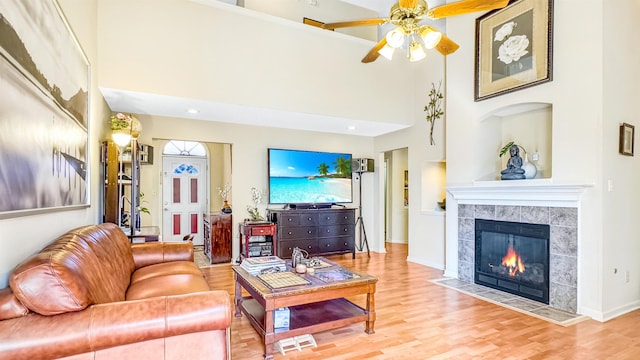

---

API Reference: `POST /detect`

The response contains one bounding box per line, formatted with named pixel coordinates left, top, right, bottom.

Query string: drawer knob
left=288, top=218, right=293, bottom=222
left=344, top=228, right=348, bottom=232
left=344, top=242, right=348, bottom=246
left=307, top=230, right=312, bottom=234
left=326, top=217, right=330, bottom=220
left=327, top=229, right=331, bottom=233
left=308, top=245, right=312, bottom=249
left=326, top=244, right=330, bottom=247
left=288, top=231, right=292, bottom=235
left=308, top=217, right=312, bottom=221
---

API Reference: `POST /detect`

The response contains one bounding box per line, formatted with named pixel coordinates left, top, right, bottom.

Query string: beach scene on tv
left=268, top=149, right=352, bottom=204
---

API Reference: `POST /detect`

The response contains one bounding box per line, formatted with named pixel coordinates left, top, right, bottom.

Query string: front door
left=162, top=156, right=207, bottom=244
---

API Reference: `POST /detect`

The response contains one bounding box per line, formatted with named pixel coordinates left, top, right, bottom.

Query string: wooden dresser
left=203, top=213, right=232, bottom=264
left=268, top=208, right=356, bottom=259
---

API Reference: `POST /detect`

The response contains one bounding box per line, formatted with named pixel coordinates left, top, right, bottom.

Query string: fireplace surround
left=457, top=203, right=577, bottom=313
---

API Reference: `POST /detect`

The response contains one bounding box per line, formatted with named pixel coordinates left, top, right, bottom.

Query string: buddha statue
left=500, top=144, right=526, bottom=180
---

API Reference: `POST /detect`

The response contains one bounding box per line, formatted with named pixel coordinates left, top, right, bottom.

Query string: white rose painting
left=475, top=0, right=553, bottom=101
left=498, top=34, right=529, bottom=64
left=490, top=10, right=534, bottom=81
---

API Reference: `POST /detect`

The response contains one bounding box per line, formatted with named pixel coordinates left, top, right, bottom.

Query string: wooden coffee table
left=233, top=258, right=377, bottom=360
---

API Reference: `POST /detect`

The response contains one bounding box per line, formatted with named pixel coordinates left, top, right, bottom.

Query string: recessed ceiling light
left=187, top=109, right=199, bottom=114
left=347, top=125, right=356, bottom=130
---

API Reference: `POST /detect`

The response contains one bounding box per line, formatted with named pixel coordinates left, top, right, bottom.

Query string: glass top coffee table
left=233, top=257, right=377, bottom=360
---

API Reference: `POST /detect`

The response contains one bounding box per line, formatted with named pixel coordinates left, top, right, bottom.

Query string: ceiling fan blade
left=322, top=18, right=386, bottom=30
left=399, top=0, right=419, bottom=9
left=361, top=38, right=388, bottom=64
left=434, top=35, right=460, bottom=56
left=427, top=0, right=509, bottom=19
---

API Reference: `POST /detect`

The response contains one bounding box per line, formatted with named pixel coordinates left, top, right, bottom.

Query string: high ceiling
left=102, top=0, right=443, bottom=137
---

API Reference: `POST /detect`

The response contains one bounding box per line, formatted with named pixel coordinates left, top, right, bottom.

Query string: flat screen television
left=268, top=148, right=352, bottom=205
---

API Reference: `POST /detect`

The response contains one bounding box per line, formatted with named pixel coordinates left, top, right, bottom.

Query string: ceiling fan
left=322, top=0, right=510, bottom=63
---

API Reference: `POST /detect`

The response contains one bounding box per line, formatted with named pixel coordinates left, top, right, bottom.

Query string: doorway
left=161, top=141, right=209, bottom=244
left=383, top=148, right=408, bottom=245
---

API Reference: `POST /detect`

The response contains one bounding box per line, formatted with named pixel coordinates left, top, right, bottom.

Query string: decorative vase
left=522, top=154, right=537, bottom=179
left=221, top=200, right=232, bottom=214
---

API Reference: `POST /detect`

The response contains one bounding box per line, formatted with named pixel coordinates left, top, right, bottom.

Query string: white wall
left=373, top=52, right=447, bottom=268
left=601, top=0, right=640, bottom=319
left=0, top=0, right=110, bottom=288
left=97, top=0, right=416, bottom=128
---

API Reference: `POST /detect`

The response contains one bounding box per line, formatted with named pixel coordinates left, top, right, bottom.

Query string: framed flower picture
left=619, top=123, right=635, bottom=156
left=474, top=0, right=554, bottom=101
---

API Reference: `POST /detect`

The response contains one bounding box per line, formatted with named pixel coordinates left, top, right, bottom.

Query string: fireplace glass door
left=475, top=219, right=550, bottom=303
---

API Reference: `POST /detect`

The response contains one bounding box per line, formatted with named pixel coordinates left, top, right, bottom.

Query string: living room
left=1, top=0, right=640, bottom=358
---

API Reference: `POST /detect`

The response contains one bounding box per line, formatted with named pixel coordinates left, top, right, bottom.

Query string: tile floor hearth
left=431, top=278, right=588, bottom=326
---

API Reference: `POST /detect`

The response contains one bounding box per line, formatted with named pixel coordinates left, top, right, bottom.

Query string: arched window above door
left=163, top=140, right=206, bottom=157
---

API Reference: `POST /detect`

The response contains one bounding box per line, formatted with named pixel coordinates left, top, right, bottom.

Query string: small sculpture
left=500, top=144, right=526, bottom=180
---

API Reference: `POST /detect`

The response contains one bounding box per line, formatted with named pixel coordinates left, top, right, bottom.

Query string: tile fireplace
left=475, top=219, right=550, bottom=304
left=456, top=203, right=577, bottom=313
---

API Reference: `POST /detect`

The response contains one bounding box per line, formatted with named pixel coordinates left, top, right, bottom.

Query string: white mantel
left=447, top=180, right=593, bottom=207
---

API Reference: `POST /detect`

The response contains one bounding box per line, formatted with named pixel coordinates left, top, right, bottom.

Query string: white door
left=162, top=156, right=208, bottom=244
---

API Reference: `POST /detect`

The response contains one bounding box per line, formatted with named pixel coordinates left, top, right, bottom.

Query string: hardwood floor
left=201, top=243, right=640, bottom=359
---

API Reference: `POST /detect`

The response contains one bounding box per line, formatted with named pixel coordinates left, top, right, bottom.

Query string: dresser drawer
left=278, top=239, right=317, bottom=258
left=250, top=226, right=274, bottom=236
left=278, top=213, right=300, bottom=226
left=279, top=226, right=316, bottom=240
left=318, top=237, right=354, bottom=253
left=318, top=224, right=354, bottom=238
left=298, top=213, right=318, bottom=226
left=318, top=211, right=355, bottom=225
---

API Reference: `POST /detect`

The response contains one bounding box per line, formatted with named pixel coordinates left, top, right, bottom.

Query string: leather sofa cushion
left=10, top=224, right=135, bottom=315
left=126, top=274, right=210, bottom=301
left=130, top=261, right=203, bottom=284
left=131, top=242, right=194, bottom=269
left=0, top=288, right=28, bottom=321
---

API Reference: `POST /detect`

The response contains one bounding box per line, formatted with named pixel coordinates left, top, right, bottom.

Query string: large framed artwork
left=0, top=0, right=90, bottom=218
left=474, top=0, right=553, bottom=101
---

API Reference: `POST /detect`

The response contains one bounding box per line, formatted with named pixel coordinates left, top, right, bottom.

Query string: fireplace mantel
left=447, top=180, right=593, bottom=206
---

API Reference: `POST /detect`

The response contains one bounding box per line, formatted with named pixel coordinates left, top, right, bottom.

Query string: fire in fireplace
left=475, top=219, right=550, bottom=304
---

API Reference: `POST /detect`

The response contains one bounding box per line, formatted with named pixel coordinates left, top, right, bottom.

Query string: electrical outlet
left=626, top=270, right=630, bottom=283
left=608, top=180, right=614, bottom=192
left=532, top=152, right=539, bottom=161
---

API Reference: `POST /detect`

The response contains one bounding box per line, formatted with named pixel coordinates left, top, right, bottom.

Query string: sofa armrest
left=0, top=290, right=231, bottom=360
left=131, top=242, right=194, bottom=269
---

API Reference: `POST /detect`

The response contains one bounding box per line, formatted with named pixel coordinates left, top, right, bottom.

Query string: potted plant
left=247, top=187, right=264, bottom=221
left=217, top=184, right=232, bottom=213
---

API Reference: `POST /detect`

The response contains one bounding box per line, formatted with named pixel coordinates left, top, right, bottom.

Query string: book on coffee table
left=240, top=256, right=286, bottom=275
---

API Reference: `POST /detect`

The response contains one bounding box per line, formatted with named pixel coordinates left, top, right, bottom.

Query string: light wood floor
left=201, top=244, right=640, bottom=359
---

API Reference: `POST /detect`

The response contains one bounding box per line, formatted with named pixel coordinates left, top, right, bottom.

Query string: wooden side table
left=238, top=222, right=277, bottom=261
left=204, top=213, right=232, bottom=264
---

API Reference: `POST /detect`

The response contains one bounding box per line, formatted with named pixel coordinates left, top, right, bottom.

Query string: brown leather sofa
left=0, top=223, right=231, bottom=360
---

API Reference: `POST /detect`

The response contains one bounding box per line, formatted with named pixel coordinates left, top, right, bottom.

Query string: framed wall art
left=474, top=0, right=553, bottom=101
left=619, top=123, right=634, bottom=156
left=0, top=0, right=90, bottom=218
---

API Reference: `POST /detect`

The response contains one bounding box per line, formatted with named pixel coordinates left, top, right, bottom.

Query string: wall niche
left=474, top=102, right=552, bottom=182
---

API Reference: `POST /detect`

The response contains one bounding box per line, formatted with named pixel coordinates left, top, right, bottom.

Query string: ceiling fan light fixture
left=409, top=40, right=426, bottom=62
left=378, top=44, right=395, bottom=60
left=385, top=27, right=405, bottom=48
left=418, top=26, right=442, bottom=49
